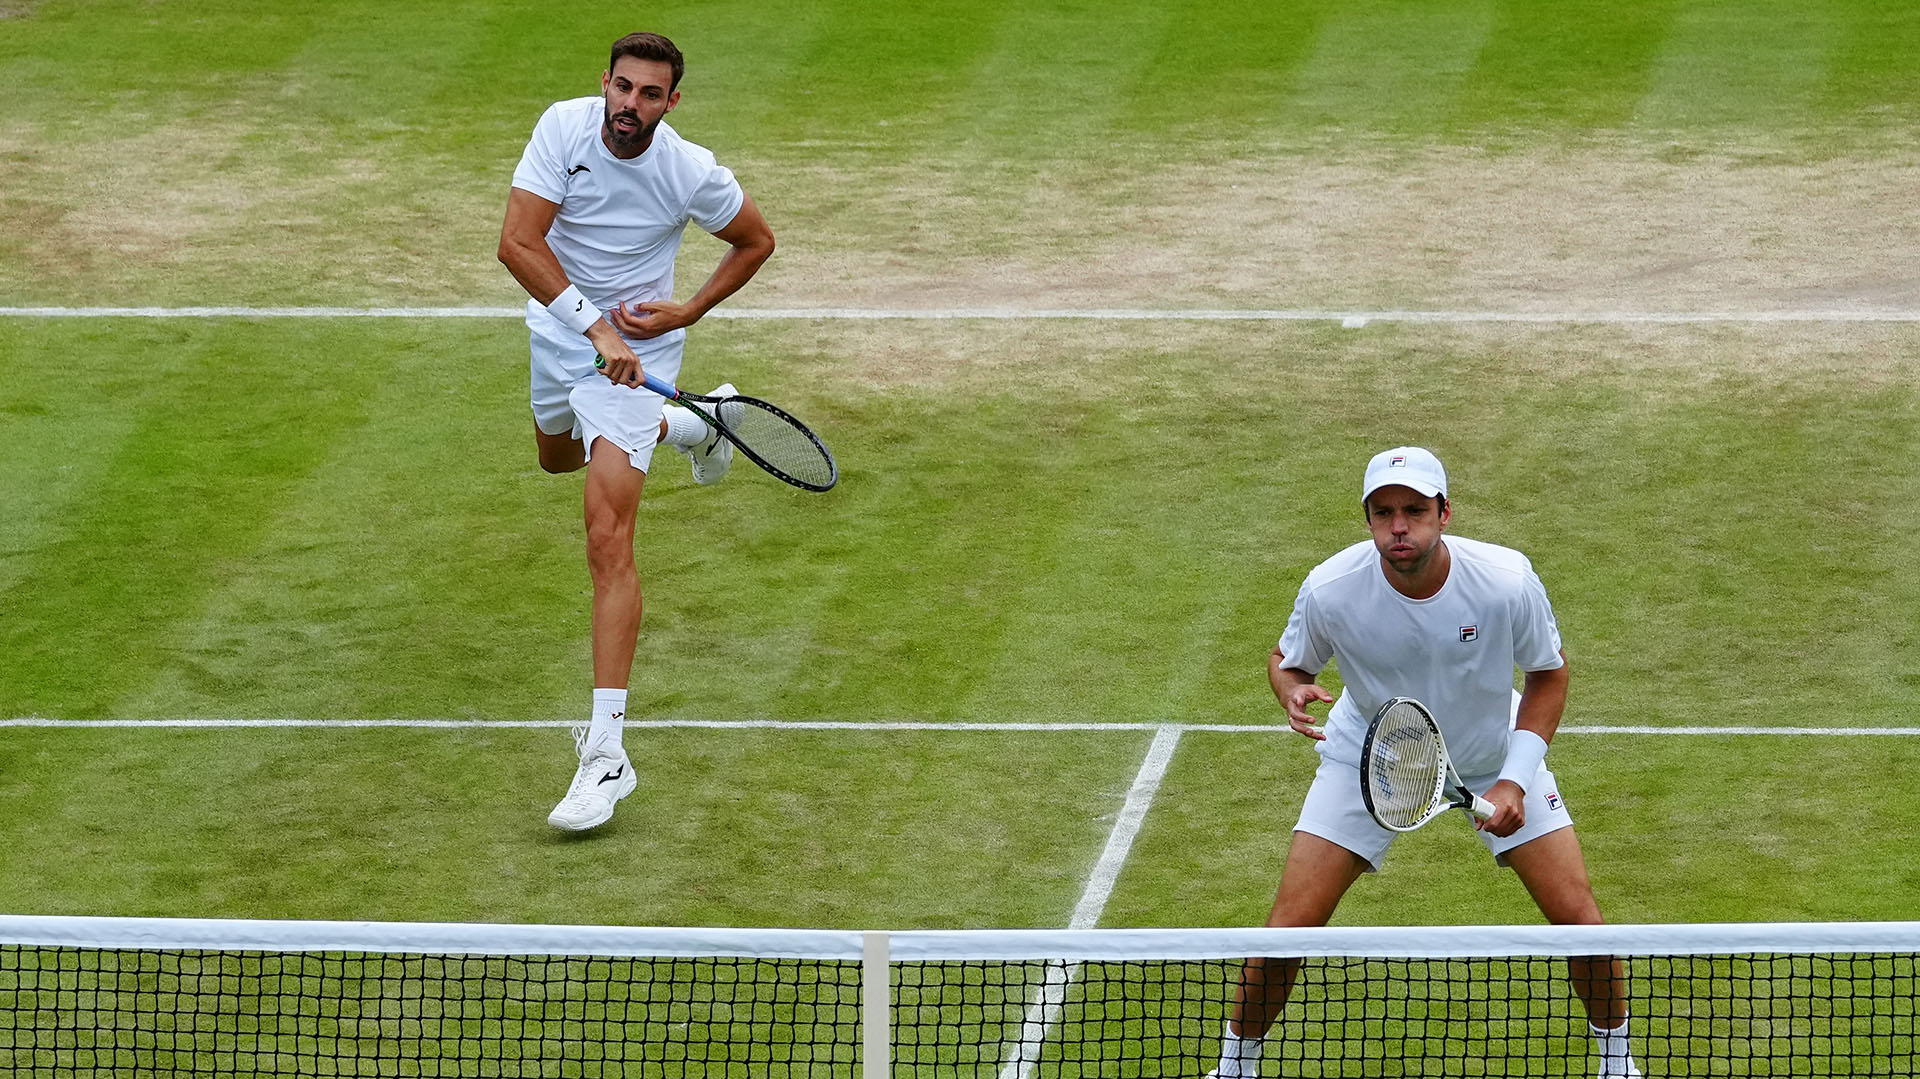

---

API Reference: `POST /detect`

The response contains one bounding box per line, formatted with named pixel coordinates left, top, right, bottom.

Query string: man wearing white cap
left=1206, top=447, right=1640, bottom=1079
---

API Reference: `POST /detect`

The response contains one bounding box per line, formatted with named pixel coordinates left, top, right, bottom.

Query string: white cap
left=1362, top=446, right=1448, bottom=501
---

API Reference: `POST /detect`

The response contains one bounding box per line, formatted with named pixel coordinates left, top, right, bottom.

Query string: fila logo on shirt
left=1545, top=791, right=1563, bottom=811
left=1459, top=625, right=1478, bottom=642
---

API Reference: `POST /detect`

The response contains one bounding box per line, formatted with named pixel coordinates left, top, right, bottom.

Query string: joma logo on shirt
left=1459, top=625, right=1478, bottom=642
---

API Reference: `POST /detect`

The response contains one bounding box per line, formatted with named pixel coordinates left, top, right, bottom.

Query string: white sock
left=588, top=689, right=628, bottom=751
left=1590, top=1017, right=1635, bottom=1075
left=1213, top=1022, right=1263, bottom=1079
left=660, top=405, right=711, bottom=447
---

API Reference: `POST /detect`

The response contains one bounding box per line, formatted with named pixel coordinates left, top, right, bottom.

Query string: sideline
left=6, top=717, right=1918, bottom=735
left=5, top=305, right=1920, bottom=324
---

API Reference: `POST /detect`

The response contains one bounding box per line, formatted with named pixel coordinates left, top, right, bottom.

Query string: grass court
left=2, top=0, right=1917, bottom=937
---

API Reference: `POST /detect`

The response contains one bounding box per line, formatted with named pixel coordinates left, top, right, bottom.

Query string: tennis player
left=1207, top=447, right=1639, bottom=1079
left=497, top=32, right=775, bottom=831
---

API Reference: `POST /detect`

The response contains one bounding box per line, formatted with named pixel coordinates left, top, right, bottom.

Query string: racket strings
left=720, top=400, right=836, bottom=489
left=1365, top=704, right=1447, bottom=829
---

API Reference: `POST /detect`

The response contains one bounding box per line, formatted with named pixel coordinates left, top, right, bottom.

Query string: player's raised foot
left=708, top=382, right=745, bottom=432
left=548, top=725, right=638, bottom=831
left=675, top=382, right=738, bottom=484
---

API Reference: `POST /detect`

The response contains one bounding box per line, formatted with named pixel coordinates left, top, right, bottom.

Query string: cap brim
left=1363, top=479, right=1444, bottom=500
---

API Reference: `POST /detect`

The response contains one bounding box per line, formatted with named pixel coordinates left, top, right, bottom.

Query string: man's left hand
left=612, top=300, right=700, bottom=340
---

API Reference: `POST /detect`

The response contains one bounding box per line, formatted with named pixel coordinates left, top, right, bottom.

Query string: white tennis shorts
left=1294, top=751, right=1574, bottom=872
left=526, top=309, right=686, bottom=474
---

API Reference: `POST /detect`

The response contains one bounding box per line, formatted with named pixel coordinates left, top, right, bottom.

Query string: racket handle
left=592, top=356, right=681, bottom=400
left=1469, top=795, right=1495, bottom=821
left=637, top=371, right=680, bottom=399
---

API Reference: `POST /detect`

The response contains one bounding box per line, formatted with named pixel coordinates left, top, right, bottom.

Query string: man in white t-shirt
left=1206, top=447, right=1641, bottom=1079
left=496, top=32, right=775, bottom=832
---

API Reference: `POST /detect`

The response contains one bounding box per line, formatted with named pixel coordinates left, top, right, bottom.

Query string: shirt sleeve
left=686, top=164, right=746, bottom=234
left=510, top=104, right=569, bottom=204
left=1512, top=565, right=1566, bottom=672
left=1275, top=577, right=1334, bottom=675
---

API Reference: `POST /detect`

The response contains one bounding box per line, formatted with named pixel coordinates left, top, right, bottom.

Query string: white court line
left=997, top=725, right=1183, bottom=1079
left=4, top=305, right=1920, bottom=324
left=1070, top=725, right=1183, bottom=930
left=5, top=717, right=1918, bottom=735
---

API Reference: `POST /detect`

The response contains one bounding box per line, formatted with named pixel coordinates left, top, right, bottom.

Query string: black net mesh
left=3, top=945, right=1915, bottom=1076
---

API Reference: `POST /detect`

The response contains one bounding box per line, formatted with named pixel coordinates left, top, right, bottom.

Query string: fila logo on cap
left=1362, top=446, right=1447, bottom=501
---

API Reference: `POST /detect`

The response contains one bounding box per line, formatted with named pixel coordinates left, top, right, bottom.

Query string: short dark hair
left=609, top=32, right=684, bottom=91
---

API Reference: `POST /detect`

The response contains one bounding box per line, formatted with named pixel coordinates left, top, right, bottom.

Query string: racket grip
left=637, top=371, right=679, bottom=399
left=591, top=356, right=679, bottom=400
left=1469, top=795, right=1495, bottom=820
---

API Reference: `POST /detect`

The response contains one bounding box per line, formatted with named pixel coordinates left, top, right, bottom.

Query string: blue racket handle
left=637, top=371, right=680, bottom=399
left=593, top=356, right=682, bottom=400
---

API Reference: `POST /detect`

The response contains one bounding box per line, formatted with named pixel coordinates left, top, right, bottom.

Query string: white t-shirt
left=511, top=98, right=745, bottom=336
left=1276, top=536, right=1565, bottom=777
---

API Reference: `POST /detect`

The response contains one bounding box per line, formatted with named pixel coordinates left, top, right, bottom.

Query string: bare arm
left=497, top=187, right=568, bottom=305
left=497, top=187, right=639, bottom=382
left=1269, top=645, right=1336, bottom=740
left=1514, top=652, right=1570, bottom=746
left=610, top=192, right=776, bottom=340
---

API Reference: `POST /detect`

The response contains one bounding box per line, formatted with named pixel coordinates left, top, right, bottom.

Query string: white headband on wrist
left=547, top=284, right=602, bottom=335
left=1497, top=728, right=1550, bottom=792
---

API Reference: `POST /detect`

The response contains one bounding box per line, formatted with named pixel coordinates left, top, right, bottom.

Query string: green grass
left=2, top=316, right=1915, bottom=933
left=2, top=0, right=1917, bottom=960
left=6, top=8, right=1919, bottom=1078
left=4, top=0, right=1919, bottom=306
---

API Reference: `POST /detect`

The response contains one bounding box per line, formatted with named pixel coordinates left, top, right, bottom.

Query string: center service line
left=997, top=724, right=1184, bottom=1079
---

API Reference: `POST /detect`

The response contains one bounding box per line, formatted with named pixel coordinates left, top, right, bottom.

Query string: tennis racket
left=598, top=358, right=838, bottom=492
left=1358, top=696, right=1494, bottom=832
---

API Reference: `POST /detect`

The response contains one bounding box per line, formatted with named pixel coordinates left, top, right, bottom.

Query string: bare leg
left=582, top=438, right=646, bottom=688
left=534, top=422, right=587, bottom=474
left=1504, top=827, right=1628, bottom=1029
left=1229, top=832, right=1370, bottom=1038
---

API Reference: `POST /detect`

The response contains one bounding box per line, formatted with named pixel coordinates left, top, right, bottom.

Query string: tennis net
left=2, top=916, right=1915, bottom=1076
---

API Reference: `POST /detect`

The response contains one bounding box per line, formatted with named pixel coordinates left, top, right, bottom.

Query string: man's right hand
left=1284, top=683, right=1336, bottom=740
left=587, top=322, right=642, bottom=387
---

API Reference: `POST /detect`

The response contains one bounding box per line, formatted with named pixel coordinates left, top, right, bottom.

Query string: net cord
left=4, top=914, right=1918, bottom=961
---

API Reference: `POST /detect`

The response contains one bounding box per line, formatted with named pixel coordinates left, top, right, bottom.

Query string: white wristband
left=1497, top=729, right=1550, bottom=791
left=546, top=285, right=602, bottom=335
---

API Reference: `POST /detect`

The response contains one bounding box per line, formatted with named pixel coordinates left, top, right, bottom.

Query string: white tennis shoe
left=676, top=383, right=738, bottom=485
left=548, top=725, right=637, bottom=831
